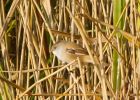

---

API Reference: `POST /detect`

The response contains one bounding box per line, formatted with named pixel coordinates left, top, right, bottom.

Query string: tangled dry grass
left=0, top=0, right=140, bottom=100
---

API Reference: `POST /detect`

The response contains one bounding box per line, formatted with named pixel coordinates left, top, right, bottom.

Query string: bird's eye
left=53, top=46, right=57, bottom=50
left=51, top=46, right=57, bottom=52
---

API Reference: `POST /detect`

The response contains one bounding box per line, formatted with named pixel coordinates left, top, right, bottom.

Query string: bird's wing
left=66, top=48, right=88, bottom=55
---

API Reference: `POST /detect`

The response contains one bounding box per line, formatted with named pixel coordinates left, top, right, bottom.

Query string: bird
left=50, top=41, right=95, bottom=64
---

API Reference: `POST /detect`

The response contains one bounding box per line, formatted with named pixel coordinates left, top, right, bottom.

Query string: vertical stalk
left=112, top=0, right=125, bottom=92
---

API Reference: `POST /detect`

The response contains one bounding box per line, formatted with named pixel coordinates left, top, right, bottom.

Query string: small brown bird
left=50, top=41, right=93, bottom=64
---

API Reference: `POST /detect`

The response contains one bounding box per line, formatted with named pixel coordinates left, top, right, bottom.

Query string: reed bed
left=0, top=0, right=140, bottom=100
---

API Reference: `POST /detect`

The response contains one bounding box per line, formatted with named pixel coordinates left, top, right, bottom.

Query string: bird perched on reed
left=50, top=41, right=96, bottom=64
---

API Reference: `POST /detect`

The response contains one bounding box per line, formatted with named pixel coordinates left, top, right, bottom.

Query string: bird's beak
left=49, top=47, right=53, bottom=53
